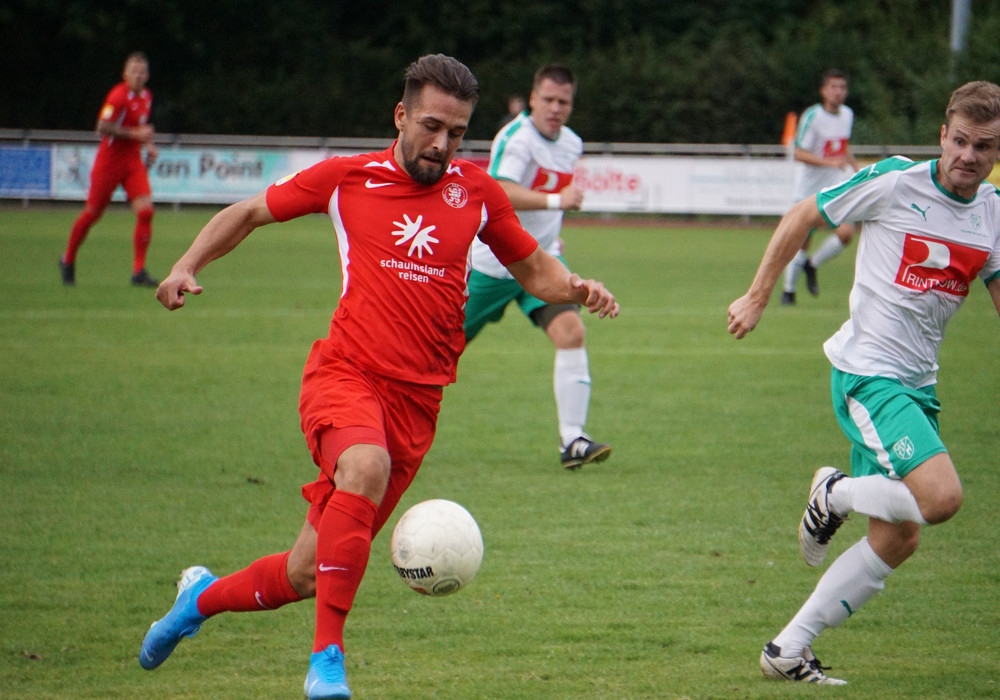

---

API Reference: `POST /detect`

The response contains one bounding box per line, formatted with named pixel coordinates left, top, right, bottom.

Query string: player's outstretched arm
left=506, top=248, right=619, bottom=319
left=156, top=192, right=276, bottom=310
left=497, top=179, right=583, bottom=211
left=727, top=196, right=826, bottom=339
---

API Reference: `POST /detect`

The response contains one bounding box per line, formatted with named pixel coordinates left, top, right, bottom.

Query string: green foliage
left=4, top=1, right=998, bottom=144
left=1, top=207, right=998, bottom=698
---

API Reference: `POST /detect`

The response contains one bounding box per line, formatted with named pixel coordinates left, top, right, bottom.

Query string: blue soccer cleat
left=304, top=644, right=352, bottom=699
left=139, top=565, right=217, bottom=670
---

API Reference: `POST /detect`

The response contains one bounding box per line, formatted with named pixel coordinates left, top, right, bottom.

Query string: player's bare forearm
left=156, top=193, right=275, bottom=310
left=497, top=180, right=582, bottom=211
left=97, top=119, right=154, bottom=144
left=498, top=180, right=548, bottom=210
left=727, top=196, right=826, bottom=339
left=507, top=248, right=619, bottom=319
left=987, top=276, right=1000, bottom=318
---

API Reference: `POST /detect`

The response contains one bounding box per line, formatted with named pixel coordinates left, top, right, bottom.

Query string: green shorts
left=830, top=368, right=946, bottom=480
left=464, top=260, right=576, bottom=341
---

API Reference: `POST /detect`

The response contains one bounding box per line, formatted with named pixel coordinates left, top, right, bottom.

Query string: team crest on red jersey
left=894, top=233, right=988, bottom=297
left=442, top=183, right=468, bottom=209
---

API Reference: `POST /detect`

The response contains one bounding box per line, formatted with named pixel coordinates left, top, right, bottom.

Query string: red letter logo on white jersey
left=895, top=234, right=988, bottom=297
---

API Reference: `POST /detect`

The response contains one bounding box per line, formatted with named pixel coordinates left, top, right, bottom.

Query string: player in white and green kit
left=729, top=80, right=1000, bottom=685
left=782, top=69, right=861, bottom=305
left=465, top=64, right=611, bottom=470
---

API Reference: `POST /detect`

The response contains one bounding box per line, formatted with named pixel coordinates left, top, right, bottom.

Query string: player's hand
left=156, top=270, right=203, bottom=311
left=825, top=155, right=848, bottom=170
left=727, top=294, right=764, bottom=339
left=558, top=184, right=585, bottom=210
left=571, top=274, right=619, bottom=319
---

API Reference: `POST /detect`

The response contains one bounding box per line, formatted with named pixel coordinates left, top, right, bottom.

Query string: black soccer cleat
left=59, top=258, right=76, bottom=286
left=803, top=259, right=819, bottom=296
left=131, top=269, right=160, bottom=287
left=561, top=436, right=612, bottom=470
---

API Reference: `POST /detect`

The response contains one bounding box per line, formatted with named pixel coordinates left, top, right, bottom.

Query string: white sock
left=783, top=250, right=808, bottom=293
left=810, top=235, right=845, bottom=268
left=829, top=475, right=927, bottom=524
left=555, top=348, right=591, bottom=447
left=773, top=537, right=893, bottom=657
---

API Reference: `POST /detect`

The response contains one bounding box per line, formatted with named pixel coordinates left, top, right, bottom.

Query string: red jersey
left=266, top=145, right=539, bottom=386
left=96, top=81, right=153, bottom=161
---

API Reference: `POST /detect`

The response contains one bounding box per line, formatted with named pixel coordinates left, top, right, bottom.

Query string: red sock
left=132, top=208, right=153, bottom=273
left=196, top=551, right=302, bottom=617
left=64, top=209, right=100, bottom=264
left=314, top=490, right=377, bottom=652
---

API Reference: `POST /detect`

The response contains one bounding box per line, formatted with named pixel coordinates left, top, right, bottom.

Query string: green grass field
left=1, top=205, right=998, bottom=699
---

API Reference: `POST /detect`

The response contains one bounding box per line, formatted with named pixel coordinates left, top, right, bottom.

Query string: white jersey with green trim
left=470, top=113, right=583, bottom=279
left=818, top=157, right=1000, bottom=388
left=793, top=103, right=855, bottom=201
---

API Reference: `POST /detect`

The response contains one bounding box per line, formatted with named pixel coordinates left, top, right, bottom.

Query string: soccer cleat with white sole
left=760, top=641, right=847, bottom=685
left=560, top=436, right=612, bottom=470
left=799, top=466, right=848, bottom=566
left=139, top=565, right=217, bottom=670
left=304, top=645, right=351, bottom=699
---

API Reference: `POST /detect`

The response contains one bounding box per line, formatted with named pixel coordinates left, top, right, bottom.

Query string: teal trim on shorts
left=463, top=256, right=569, bottom=340
left=830, top=368, right=946, bottom=479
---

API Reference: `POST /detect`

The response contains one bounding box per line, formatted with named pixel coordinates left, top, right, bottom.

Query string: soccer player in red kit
left=138, top=54, right=619, bottom=699
left=60, top=52, right=160, bottom=287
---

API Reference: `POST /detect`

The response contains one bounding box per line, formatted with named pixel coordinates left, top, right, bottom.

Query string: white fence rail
left=0, top=129, right=944, bottom=215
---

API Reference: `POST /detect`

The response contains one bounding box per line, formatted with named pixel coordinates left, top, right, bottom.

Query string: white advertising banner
left=575, top=155, right=796, bottom=215
left=42, top=144, right=797, bottom=215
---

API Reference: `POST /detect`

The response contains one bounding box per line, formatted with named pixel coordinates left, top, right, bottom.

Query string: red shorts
left=86, top=151, right=151, bottom=210
left=298, top=340, right=443, bottom=536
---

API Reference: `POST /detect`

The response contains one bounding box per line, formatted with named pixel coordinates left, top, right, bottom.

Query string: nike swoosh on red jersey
left=365, top=179, right=394, bottom=188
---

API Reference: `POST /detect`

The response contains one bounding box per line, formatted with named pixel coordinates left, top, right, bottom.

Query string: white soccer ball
left=390, top=499, right=484, bottom=596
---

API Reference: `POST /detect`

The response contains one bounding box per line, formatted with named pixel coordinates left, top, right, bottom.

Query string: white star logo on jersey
left=392, top=213, right=438, bottom=258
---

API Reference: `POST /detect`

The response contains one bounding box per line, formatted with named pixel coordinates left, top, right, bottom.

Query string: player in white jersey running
left=465, top=64, right=611, bottom=470
left=782, top=69, right=861, bottom=305
left=728, top=80, right=1000, bottom=685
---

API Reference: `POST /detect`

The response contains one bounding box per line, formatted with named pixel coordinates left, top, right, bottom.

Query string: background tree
left=2, top=0, right=995, bottom=145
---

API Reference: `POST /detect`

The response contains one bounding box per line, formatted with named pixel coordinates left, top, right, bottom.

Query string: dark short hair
left=820, top=68, right=847, bottom=87
left=402, top=54, right=479, bottom=108
left=945, top=80, right=1000, bottom=126
left=533, top=64, right=576, bottom=91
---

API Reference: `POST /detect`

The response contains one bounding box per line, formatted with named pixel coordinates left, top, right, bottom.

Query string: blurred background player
left=781, top=68, right=861, bottom=304
left=498, top=94, right=526, bottom=128
left=465, top=64, right=611, bottom=470
left=729, top=80, right=1000, bottom=685
left=59, top=52, right=159, bottom=287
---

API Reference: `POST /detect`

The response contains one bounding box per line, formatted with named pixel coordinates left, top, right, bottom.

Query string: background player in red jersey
left=138, top=54, right=618, bottom=699
left=59, top=52, right=160, bottom=287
